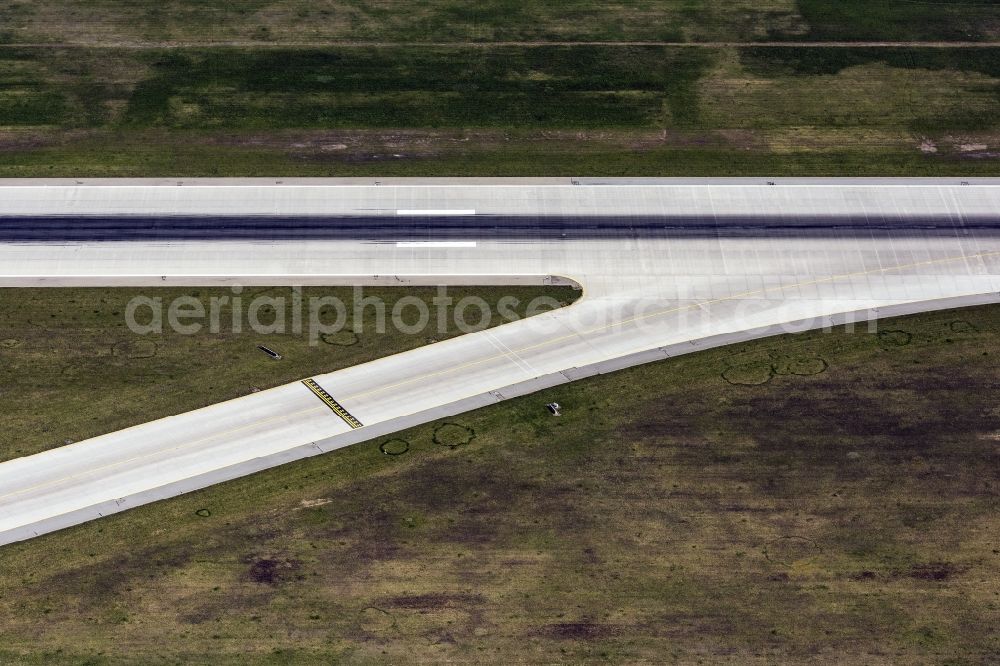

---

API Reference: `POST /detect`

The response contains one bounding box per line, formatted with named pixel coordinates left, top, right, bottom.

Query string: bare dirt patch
left=540, top=622, right=621, bottom=640
left=0, top=130, right=62, bottom=150
left=906, top=562, right=960, bottom=581
left=244, top=555, right=301, bottom=585
left=299, top=497, right=332, bottom=508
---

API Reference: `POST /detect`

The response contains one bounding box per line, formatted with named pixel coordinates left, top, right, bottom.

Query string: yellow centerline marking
left=0, top=247, right=997, bottom=507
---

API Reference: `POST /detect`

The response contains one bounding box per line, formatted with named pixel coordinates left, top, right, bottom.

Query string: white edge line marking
left=396, top=209, right=477, bottom=215
left=395, top=241, right=477, bottom=248
left=3, top=183, right=995, bottom=190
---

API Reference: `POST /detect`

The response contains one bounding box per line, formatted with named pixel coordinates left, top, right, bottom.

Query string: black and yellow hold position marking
left=302, top=378, right=363, bottom=429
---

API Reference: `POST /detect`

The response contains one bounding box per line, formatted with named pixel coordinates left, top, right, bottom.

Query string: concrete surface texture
left=0, top=178, right=997, bottom=544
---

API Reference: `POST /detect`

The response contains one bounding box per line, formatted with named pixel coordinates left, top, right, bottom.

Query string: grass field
left=0, top=2, right=998, bottom=177
left=0, top=3, right=998, bottom=663
left=0, top=298, right=996, bottom=663
left=0, top=285, right=577, bottom=462
left=3, top=0, right=999, bottom=44
left=0, top=44, right=998, bottom=176
left=793, top=0, right=999, bottom=42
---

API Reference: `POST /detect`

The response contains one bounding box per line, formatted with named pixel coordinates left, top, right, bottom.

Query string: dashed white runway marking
left=396, top=209, right=476, bottom=216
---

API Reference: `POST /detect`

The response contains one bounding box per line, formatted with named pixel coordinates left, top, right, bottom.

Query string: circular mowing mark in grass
left=772, top=357, right=828, bottom=377
left=379, top=438, right=410, bottom=456
left=358, top=606, right=396, bottom=636
left=195, top=508, right=211, bottom=518
left=321, top=330, right=360, bottom=346
left=0, top=339, right=22, bottom=349
left=763, top=535, right=821, bottom=566
left=877, top=329, right=912, bottom=348
left=949, top=320, right=977, bottom=334
left=433, top=422, right=476, bottom=448
left=722, top=364, right=774, bottom=386
left=112, top=339, right=158, bottom=359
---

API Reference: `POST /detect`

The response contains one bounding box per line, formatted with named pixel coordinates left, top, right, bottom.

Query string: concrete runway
left=0, top=178, right=998, bottom=545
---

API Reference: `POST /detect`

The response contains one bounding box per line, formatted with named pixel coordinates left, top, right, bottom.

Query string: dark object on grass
left=258, top=345, right=282, bottom=359
left=546, top=402, right=561, bottom=416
